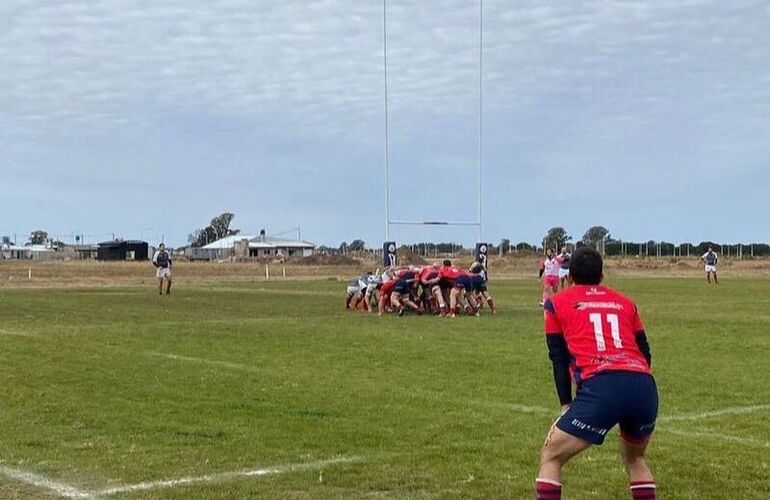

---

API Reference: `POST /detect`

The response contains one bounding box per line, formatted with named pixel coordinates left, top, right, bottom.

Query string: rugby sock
left=535, top=478, right=561, bottom=500
left=486, top=297, right=496, bottom=314
left=630, top=481, right=656, bottom=499
left=449, top=307, right=456, bottom=316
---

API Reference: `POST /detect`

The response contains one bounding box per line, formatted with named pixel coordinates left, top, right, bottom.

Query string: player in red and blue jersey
left=536, top=247, right=658, bottom=500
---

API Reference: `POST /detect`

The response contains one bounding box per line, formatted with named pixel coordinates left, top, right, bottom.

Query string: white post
left=265, top=265, right=269, bottom=280
left=283, top=266, right=286, bottom=278
left=28, top=268, right=32, bottom=280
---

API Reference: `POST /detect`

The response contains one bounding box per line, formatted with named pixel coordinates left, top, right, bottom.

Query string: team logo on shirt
left=573, top=301, right=624, bottom=311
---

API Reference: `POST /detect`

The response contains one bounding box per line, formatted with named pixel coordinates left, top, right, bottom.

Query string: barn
left=97, top=240, right=149, bottom=261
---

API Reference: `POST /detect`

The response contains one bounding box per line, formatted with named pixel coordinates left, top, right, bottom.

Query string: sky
left=2, top=0, right=769, bottom=248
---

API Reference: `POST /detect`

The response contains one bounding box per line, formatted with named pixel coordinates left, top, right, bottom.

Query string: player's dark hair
left=569, top=247, right=603, bottom=285
left=443, top=259, right=452, bottom=266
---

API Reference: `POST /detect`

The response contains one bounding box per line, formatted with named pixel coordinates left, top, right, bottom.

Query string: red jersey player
left=536, top=247, right=658, bottom=500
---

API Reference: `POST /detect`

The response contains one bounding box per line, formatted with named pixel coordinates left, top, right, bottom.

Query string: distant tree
left=581, top=226, right=610, bottom=248
left=543, top=227, right=571, bottom=252
left=188, top=212, right=240, bottom=247
left=28, top=230, right=48, bottom=245
left=348, top=239, right=366, bottom=252
left=516, top=241, right=535, bottom=251
left=499, top=238, right=511, bottom=255
left=339, top=241, right=348, bottom=254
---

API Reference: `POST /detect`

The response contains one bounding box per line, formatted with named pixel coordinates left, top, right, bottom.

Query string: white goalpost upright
left=381, top=0, right=486, bottom=267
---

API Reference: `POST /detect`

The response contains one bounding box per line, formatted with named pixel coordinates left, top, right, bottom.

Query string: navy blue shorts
left=556, top=371, right=658, bottom=445
left=393, top=279, right=410, bottom=294
left=471, top=275, right=487, bottom=292
left=454, top=275, right=473, bottom=291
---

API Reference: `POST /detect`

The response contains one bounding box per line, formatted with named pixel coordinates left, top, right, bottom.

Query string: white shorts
left=156, top=267, right=172, bottom=279
left=705, top=265, right=717, bottom=273
left=346, top=285, right=360, bottom=296
left=558, top=268, right=570, bottom=279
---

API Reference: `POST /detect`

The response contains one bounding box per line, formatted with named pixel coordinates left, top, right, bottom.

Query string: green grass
left=0, top=277, right=768, bottom=499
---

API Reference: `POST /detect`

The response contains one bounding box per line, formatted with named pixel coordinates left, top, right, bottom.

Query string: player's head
left=443, top=259, right=452, bottom=267
left=569, top=247, right=603, bottom=285
left=469, top=261, right=483, bottom=274
left=708, top=247, right=713, bottom=253
left=560, top=247, right=568, bottom=255
left=432, top=262, right=441, bottom=269
left=159, top=243, right=165, bottom=250
left=546, top=249, right=554, bottom=258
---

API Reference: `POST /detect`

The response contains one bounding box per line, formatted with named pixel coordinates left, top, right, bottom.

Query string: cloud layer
left=2, top=0, right=769, bottom=245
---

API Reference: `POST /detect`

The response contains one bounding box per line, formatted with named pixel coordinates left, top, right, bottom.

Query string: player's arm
left=152, top=252, right=159, bottom=268
left=544, top=300, right=572, bottom=407
left=635, top=330, right=652, bottom=367
left=633, top=305, right=651, bottom=367
left=538, top=261, right=544, bottom=279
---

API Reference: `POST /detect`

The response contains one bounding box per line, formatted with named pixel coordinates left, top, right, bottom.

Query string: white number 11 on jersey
left=588, top=313, right=622, bottom=351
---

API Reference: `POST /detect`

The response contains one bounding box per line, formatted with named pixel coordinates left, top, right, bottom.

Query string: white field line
left=0, top=465, right=96, bottom=499
left=660, top=428, right=770, bottom=449
left=660, top=404, right=770, bottom=422
left=97, top=456, right=360, bottom=496
left=0, top=328, right=36, bottom=338
left=144, top=351, right=257, bottom=372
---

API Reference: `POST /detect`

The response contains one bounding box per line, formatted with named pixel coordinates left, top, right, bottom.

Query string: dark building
left=97, top=240, right=149, bottom=261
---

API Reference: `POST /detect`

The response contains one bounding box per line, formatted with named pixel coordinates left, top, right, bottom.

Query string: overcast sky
left=2, top=0, right=769, bottom=247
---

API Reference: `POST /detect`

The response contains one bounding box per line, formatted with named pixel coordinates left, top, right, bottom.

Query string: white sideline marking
left=144, top=351, right=256, bottom=372
left=662, top=428, right=770, bottom=449
left=97, top=456, right=360, bottom=496
left=0, top=465, right=95, bottom=499
left=0, top=328, right=36, bottom=338
left=661, top=404, right=770, bottom=422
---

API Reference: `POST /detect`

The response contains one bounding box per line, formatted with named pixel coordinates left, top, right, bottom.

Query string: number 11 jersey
left=544, top=285, right=651, bottom=384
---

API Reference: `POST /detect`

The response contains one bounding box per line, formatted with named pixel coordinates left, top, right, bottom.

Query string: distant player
left=701, top=247, right=719, bottom=284
left=152, top=243, right=172, bottom=295
left=557, top=247, right=571, bottom=290
left=345, top=276, right=362, bottom=309
left=419, top=264, right=444, bottom=314
left=536, top=247, right=658, bottom=500
left=449, top=271, right=479, bottom=317
left=470, top=262, right=495, bottom=314
left=539, top=249, right=560, bottom=306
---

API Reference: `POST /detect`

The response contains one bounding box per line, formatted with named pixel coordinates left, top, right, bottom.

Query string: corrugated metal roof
left=202, top=234, right=315, bottom=250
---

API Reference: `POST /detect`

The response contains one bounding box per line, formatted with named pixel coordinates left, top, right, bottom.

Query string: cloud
left=1, top=0, right=769, bottom=243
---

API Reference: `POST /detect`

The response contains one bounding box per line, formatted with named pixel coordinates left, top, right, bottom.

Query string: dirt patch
left=296, top=254, right=361, bottom=266
left=395, top=246, right=427, bottom=266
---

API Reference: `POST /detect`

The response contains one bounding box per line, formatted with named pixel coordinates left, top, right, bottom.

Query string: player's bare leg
left=482, top=291, right=496, bottom=314
left=432, top=286, right=448, bottom=315
left=466, top=292, right=479, bottom=316
left=449, top=288, right=461, bottom=317
left=345, top=293, right=354, bottom=309
left=165, top=277, right=172, bottom=295
left=713, top=271, right=718, bottom=284
left=158, top=278, right=163, bottom=295
left=620, top=438, right=657, bottom=499
left=536, top=425, right=592, bottom=499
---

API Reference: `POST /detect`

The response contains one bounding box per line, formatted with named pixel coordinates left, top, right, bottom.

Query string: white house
left=1, top=244, right=55, bottom=260
left=201, top=230, right=315, bottom=260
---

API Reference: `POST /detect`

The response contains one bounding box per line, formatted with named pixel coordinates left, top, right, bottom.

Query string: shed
left=97, top=240, right=149, bottom=261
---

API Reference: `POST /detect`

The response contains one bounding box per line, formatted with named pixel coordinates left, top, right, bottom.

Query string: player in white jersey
left=538, top=249, right=560, bottom=306
left=152, top=243, right=172, bottom=295
left=701, top=247, right=719, bottom=284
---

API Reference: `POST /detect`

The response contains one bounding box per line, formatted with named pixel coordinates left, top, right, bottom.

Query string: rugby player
left=536, top=247, right=658, bottom=500
left=557, top=247, right=571, bottom=291
left=470, top=262, right=495, bottom=314
left=419, top=264, right=444, bottom=314
left=701, top=247, right=719, bottom=284
left=539, top=249, right=560, bottom=306
left=390, top=268, right=421, bottom=316
left=152, top=243, right=172, bottom=295
left=449, top=270, right=479, bottom=317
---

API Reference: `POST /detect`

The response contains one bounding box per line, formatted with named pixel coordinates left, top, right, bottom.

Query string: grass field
left=0, top=276, right=768, bottom=499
